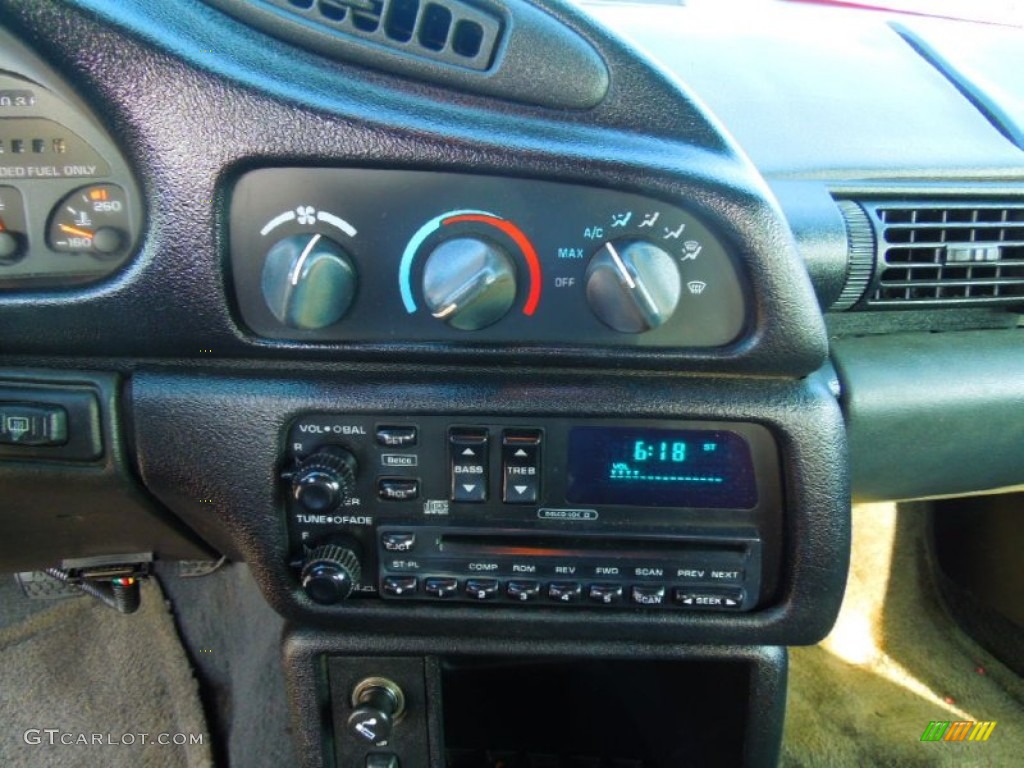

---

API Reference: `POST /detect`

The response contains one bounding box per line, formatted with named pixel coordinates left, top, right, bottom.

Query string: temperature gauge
left=47, top=183, right=131, bottom=257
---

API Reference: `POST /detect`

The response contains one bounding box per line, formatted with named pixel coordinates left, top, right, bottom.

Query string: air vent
left=204, top=0, right=610, bottom=110
left=841, top=200, right=1024, bottom=309
left=256, top=0, right=502, bottom=70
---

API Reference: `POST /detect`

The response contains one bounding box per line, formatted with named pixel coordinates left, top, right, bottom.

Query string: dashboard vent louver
left=264, top=0, right=502, bottom=70
left=840, top=200, right=1024, bottom=309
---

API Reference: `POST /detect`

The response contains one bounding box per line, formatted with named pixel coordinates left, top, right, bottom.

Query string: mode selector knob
left=291, top=447, right=358, bottom=513
left=585, top=239, right=682, bottom=333
left=421, top=237, right=517, bottom=330
left=301, top=543, right=362, bottom=604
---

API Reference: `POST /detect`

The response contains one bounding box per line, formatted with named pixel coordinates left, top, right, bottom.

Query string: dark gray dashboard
left=0, top=0, right=1021, bottom=652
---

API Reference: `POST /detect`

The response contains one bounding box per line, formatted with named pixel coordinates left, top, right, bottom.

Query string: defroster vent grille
left=855, top=201, right=1024, bottom=307
left=262, top=0, right=502, bottom=70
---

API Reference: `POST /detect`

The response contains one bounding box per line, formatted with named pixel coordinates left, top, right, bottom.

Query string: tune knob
left=291, top=447, right=358, bottom=513
left=421, top=237, right=517, bottom=330
left=585, top=239, right=682, bottom=333
left=301, top=543, right=362, bottom=604
left=261, top=233, right=357, bottom=329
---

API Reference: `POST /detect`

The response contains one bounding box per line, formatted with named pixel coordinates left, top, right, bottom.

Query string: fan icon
left=295, top=205, right=316, bottom=225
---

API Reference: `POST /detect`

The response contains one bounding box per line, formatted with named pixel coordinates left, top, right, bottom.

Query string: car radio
left=283, top=415, right=782, bottom=612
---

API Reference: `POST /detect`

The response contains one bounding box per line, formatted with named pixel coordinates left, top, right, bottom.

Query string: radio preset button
left=382, top=576, right=418, bottom=596
left=450, top=428, right=489, bottom=502
left=424, top=577, right=460, bottom=598
left=465, top=578, right=500, bottom=600
left=502, top=430, right=541, bottom=504
left=589, top=584, right=624, bottom=605
left=673, top=588, right=744, bottom=610
left=376, top=425, right=418, bottom=447
left=548, top=582, right=582, bottom=603
left=377, top=478, right=420, bottom=502
left=381, top=532, right=417, bottom=552
left=631, top=585, right=666, bottom=606
left=506, top=580, right=541, bottom=602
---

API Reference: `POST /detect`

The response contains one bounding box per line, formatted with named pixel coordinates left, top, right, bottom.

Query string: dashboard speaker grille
left=846, top=200, right=1024, bottom=308
left=260, top=0, right=502, bottom=70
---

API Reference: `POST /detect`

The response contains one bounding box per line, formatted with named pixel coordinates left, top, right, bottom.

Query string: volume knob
left=291, top=447, right=357, bottom=513
left=301, top=543, right=362, bottom=604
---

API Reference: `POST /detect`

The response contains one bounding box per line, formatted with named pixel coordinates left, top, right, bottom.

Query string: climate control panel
left=229, top=169, right=747, bottom=347
left=282, top=414, right=782, bottom=612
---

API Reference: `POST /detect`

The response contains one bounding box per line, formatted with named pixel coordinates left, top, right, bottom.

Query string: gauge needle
left=60, top=224, right=94, bottom=239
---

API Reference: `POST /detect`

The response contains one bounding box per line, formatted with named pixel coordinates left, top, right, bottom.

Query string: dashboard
left=0, top=1, right=1021, bottom=766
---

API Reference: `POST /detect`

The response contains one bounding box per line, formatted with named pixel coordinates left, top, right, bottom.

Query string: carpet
left=782, top=502, right=1024, bottom=767
left=0, top=577, right=213, bottom=768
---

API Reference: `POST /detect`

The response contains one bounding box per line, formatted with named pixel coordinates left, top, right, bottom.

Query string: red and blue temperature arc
left=399, top=209, right=542, bottom=315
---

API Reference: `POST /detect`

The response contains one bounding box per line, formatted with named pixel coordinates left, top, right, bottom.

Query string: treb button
left=502, top=429, right=541, bottom=504
left=449, top=428, right=488, bottom=502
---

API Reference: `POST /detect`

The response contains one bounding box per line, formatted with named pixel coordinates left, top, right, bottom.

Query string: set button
left=375, top=425, right=418, bottom=447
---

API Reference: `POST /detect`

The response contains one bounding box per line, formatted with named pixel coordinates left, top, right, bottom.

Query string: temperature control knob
left=291, top=447, right=358, bottom=513
left=421, top=237, right=517, bottom=330
left=585, top=240, right=682, bottom=333
left=301, top=543, right=362, bottom=604
left=262, top=234, right=357, bottom=330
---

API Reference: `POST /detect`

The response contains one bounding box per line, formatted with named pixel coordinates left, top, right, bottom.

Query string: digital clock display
left=565, top=427, right=757, bottom=509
